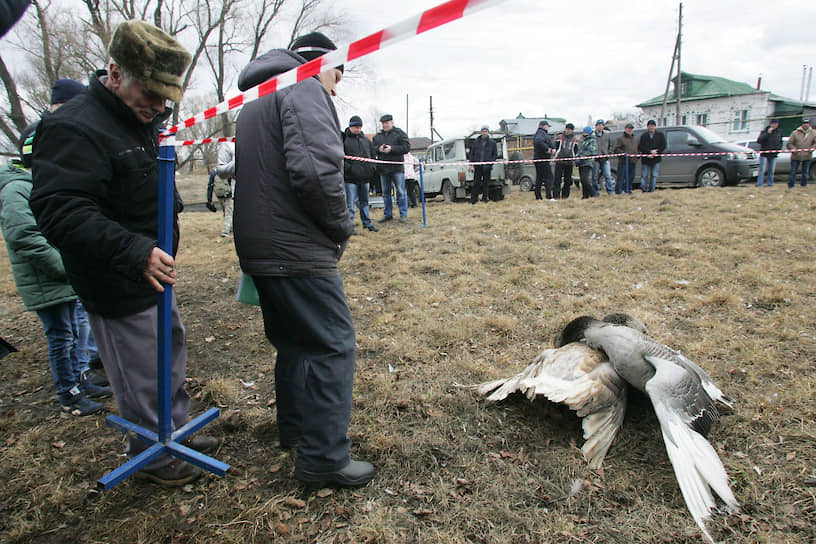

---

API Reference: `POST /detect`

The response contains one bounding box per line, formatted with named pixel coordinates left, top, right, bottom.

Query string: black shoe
left=88, top=357, right=104, bottom=371
left=366, top=225, right=379, bottom=232
left=79, top=372, right=112, bottom=399
left=82, top=370, right=108, bottom=387
left=294, top=459, right=375, bottom=487
left=182, top=435, right=221, bottom=453
left=135, top=459, right=202, bottom=487
left=60, top=387, right=103, bottom=416
left=378, top=216, right=393, bottom=224
left=279, top=439, right=300, bottom=450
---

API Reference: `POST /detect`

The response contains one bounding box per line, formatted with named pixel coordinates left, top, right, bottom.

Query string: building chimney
left=756, top=76, right=762, bottom=90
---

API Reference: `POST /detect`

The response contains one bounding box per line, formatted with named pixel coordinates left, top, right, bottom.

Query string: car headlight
left=726, top=152, right=748, bottom=160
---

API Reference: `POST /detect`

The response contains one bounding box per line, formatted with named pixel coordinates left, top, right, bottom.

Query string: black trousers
left=579, top=165, right=594, bottom=199
left=554, top=162, right=574, bottom=199
left=470, top=165, right=491, bottom=203
left=253, top=274, right=356, bottom=472
left=534, top=161, right=553, bottom=199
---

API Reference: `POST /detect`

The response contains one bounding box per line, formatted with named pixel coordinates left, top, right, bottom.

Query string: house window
left=680, top=82, right=689, bottom=95
left=662, top=117, right=669, bottom=127
left=732, top=110, right=748, bottom=131
left=696, top=113, right=708, bottom=126
left=681, top=115, right=688, bottom=125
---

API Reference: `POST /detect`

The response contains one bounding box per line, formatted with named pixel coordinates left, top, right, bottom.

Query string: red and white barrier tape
left=162, top=0, right=506, bottom=139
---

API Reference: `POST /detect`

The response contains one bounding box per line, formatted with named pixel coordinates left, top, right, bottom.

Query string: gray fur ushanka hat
left=108, top=20, right=191, bottom=103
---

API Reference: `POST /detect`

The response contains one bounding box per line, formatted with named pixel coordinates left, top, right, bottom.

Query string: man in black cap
left=233, top=32, right=374, bottom=487
left=533, top=120, right=554, bottom=200
left=638, top=120, right=666, bottom=192
left=612, top=123, right=638, bottom=194
left=373, top=114, right=411, bottom=223
left=468, top=125, right=497, bottom=204
left=31, top=20, right=217, bottom=487
left=343, top=115, right=378, bottom=232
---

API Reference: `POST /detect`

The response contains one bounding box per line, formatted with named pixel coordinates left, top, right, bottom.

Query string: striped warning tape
left=163, top=0, right=507, bottom=138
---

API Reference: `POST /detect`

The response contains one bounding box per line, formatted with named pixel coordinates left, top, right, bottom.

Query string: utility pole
left=429, top=96, right=443, bottom=142
left=660, top=3, right=683, bottom=126
left=675, top=3, right=682, bottom=124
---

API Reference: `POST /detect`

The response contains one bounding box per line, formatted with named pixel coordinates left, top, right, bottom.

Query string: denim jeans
left=615, top=158, right=636, bottom=194
left=36, top=300, right=82, bottom=396
left=380, top=172, right=407, bottom=218
left=592, top=160, right=613, bottom=194
left=789, top=159, right=811, bottom=187
left=641, top=162, right=661, bottom=192
left=344, top=182, right=372, bottom=227
left=75, top=301, right=97, bottom=366
left=756, top=156, right=777, bottom=186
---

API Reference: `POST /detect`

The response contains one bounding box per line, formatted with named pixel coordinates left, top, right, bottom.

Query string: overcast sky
left=332, top=0, right=816, bottom=139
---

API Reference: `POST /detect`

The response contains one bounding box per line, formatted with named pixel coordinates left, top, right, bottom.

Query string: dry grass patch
left=0, top=178, right=814, bottom=543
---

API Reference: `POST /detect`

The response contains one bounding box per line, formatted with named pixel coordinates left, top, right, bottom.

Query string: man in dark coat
left=343, top=115, right=378, bottom=232
left=373, top=114, right=411, bottom=223
left=30, top=20, right=216, bottom=487
left=233, top=32, right=374, bottom=487
left=468, top=126, right=498, bottom=204
left=638, top=119, right=667, bottom=192
left=533, top=120, right=554, bottom=200
left=756, top=119, right=782, bottom=187
left=553, top=123, right=579, bottom=199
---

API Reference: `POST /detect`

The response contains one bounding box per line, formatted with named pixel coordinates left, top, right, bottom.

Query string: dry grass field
left=0, top=174, right=814, bottom=544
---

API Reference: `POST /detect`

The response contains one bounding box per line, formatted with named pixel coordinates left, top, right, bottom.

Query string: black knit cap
left=349, top=115, right=363, bottom=127
left=51, top=79, right=85, bottom=105
left=291, top=32, right=343, bottom=72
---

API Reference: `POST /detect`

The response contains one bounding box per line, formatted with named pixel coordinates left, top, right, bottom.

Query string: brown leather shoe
left=182, top=435, right=221, bottom=453
left=135, top=459, right=202, bottom=487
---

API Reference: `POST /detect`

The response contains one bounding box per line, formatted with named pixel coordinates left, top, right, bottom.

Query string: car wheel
left=442, top=180, right=455, bottom=202
left=696, top=166, right=725, bottom=187
left=519, top=176, right=533, bottom=192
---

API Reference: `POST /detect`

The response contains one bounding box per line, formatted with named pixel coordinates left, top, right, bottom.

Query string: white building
left=637, top=72, right=816, bottom=140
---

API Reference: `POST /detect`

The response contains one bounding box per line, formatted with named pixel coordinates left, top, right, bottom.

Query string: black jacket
left=233, top=49, right=352, bottom=278
left=757, top=125, right=783, bottom=158
left=343, top=128, right=376, bottom=184
left=30, top=71, right=177, bottom=318
left=533, top=128, right=554, bottom=159
left=372, top=127, right=410, bottom=174
left=468, top=135, right=498, bottom=165
left=638, top=130, right=667, bottom=165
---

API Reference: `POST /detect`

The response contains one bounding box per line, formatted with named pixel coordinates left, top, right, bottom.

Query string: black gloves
left=206, top=202, right=217, bottom=212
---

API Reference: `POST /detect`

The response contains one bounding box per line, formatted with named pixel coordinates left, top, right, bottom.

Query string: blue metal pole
left=418, top=162, right=427, bottom=226
left=157, top=140, right=175, bottom=442
left=625, top=154, right=629, bottom=194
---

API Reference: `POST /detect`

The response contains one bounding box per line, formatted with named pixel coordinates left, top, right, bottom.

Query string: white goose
left=472, top=314, right=739, bottom=543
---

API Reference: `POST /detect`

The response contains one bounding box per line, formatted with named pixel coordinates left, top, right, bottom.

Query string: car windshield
left=693, top=126, right=726, bottom=144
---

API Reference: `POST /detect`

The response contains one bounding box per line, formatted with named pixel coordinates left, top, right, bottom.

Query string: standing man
left=468, top=125, right=497, bottom=204
left=638, top=120, right=666, bottom=192
left=786, top=118, right=814, bottom=188
left=233, top=32, right=374, bottom=487
left=31, top=20, right=216, bottom=487
left=592, top=119, right=613, bottom=195
left=214, top=142, right=235, bottom=237
left=577, top=126, right=598, bottom=199
left=613, top=123, right=638, bottom=194
left=373, top=114, right=411, bottom=223
left=756, top=119, right=782, bottom=187
left=533, top=120, right=554, bottom=200
left=343, top=115, right=378, bottom=233
left=553, top=123, right=578, bottom=199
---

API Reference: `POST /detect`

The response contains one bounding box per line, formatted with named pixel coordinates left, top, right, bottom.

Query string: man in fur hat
left=30, top=20, right=217, bottom=487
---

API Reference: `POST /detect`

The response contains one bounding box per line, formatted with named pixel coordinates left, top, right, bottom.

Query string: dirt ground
left=0, top=173, right=814, bottom=544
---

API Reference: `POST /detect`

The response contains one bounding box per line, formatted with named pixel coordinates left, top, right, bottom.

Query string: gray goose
left=472, top=314, right=739, bottom=543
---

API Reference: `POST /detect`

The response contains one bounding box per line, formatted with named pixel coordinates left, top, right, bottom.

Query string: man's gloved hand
left=206, top=201, right=217, bottom=212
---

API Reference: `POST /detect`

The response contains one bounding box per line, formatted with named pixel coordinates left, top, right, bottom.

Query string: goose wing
left=643, top=355, right=739, bottom=543
left=473, top=343, right=628, bottom=469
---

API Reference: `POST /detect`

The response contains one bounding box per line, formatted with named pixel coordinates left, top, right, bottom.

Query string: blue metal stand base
left=97, top=408, right=230, bottom=490
left=97, top=138, right=230, bottom=490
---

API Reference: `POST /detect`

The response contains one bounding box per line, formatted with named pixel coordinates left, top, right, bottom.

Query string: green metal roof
left=636, top=72, right=763, bottom=107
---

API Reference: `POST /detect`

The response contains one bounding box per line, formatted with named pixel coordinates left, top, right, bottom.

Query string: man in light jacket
left=214, top=142, right=235, bottom=237
left=786, top=119, right=814, bottom=188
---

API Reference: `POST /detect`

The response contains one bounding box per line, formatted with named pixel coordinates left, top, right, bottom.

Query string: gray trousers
left=88, top=296, right=189, bottom=468
left=252, top=274, right=356, bottom=472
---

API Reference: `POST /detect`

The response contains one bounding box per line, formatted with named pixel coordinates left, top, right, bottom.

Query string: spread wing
left=644, top=355, right=739, bottom=543
left=471, top=343, right=628, bottom=469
